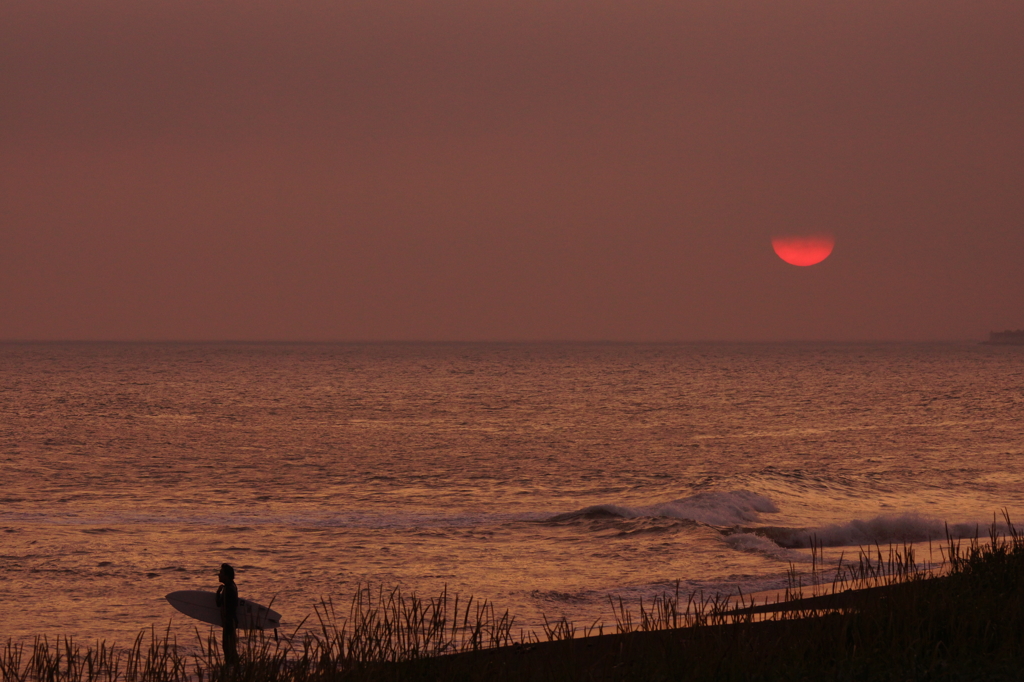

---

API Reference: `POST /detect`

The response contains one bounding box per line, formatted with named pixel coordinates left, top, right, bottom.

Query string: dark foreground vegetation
left=4, top=516, right=1023, bottom=682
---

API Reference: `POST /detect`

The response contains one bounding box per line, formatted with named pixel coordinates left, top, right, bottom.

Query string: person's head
left=218, top=563, right=235, bottom=584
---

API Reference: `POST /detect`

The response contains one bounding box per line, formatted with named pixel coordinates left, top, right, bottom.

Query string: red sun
left=771, top=234, right=835, bottom=266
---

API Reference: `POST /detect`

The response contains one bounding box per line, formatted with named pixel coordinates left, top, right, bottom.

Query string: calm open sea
left=2, top=342, right=1022, bottom=646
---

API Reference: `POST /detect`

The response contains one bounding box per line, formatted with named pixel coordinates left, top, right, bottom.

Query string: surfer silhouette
left=215, top=563, right=239, bottom=666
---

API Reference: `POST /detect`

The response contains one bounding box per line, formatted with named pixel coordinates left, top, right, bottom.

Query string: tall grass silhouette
left=4, top=511, right=1022, bottom=681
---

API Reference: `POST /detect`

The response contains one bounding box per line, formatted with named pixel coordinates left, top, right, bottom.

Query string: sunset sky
left=2, top=0, right=1021, bottom=342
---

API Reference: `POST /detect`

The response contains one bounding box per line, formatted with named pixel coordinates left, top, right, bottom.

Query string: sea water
left=2, top=342, right=1022, bottom=646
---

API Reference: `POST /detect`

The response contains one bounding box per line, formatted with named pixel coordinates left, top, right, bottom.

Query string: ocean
left=2, top=342, right=1022, bottom=646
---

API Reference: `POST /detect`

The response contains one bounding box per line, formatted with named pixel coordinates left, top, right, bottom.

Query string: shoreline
left=6, top=529, right=1024, bottom=681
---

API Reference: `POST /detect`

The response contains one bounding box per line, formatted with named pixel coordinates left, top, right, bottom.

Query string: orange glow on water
left=771, top=235, right=835, bottom=266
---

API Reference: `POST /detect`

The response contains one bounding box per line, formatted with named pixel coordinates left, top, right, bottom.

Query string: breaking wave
left=546, top=490, right=780, bottom=527
left=545, top=493, right=1018, bottom=555
left=724, top=532, right=812, bottom=563
left=756, top=513, right=994, bottom=549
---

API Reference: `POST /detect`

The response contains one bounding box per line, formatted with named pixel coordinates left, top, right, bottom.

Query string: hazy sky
left=2, top=0, right=1021, bottom=341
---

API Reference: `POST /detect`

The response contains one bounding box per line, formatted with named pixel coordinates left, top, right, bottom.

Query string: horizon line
left=0, top=338, right=988, bottom=345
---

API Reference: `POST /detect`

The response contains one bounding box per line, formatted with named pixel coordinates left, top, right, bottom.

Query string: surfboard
left=165, top=590, right=282, bottom=630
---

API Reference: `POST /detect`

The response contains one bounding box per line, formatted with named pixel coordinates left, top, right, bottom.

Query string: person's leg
left=222, top=626, right=239, bottom=666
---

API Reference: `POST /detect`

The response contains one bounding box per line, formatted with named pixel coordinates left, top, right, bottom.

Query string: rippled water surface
left=2, top=342, right=1022, bottom=644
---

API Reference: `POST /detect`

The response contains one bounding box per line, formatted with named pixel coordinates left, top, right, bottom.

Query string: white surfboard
left=166, top=590, right=282, bottom=630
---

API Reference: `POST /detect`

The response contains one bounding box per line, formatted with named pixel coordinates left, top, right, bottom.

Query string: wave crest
left=546, top=490, right=779, bottom=526
left=757, top=514, right=986, bottom=549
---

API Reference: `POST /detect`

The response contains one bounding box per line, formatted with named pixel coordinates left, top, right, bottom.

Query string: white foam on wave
left=547, top=490, right=780, bottom=526
left=724, top=532, right=811, bottom=563
left=653, top=491, right=780, bottom=526
left=761, top=513, right=997, bottom=549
